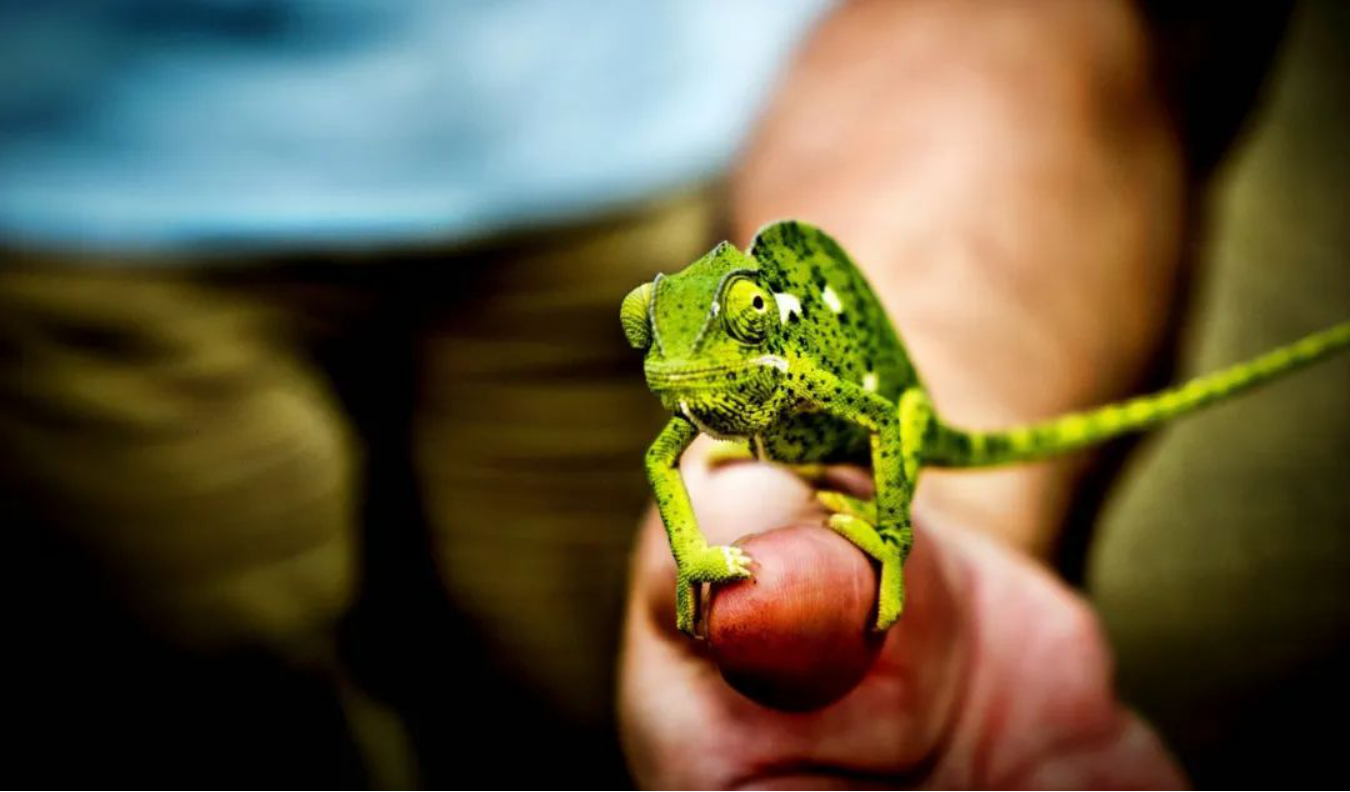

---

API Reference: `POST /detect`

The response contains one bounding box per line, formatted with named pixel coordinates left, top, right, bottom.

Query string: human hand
left=618, top=448, right=1184, bottom=788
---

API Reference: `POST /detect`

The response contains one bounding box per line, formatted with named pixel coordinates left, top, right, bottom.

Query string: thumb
left=707, top=524, right=886, bottom=710
left=707, top=518, right=964, bottom=715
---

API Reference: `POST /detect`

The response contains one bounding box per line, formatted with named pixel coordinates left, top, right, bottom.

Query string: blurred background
left=1091, top=1, right=1350, bottom=784
left=0, top=0, right=1346, bottom=787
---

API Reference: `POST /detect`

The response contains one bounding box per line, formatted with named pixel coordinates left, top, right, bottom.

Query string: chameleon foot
left=688, top=544, right=755, bottom=580
left=674, top=544, right=755, bottom=634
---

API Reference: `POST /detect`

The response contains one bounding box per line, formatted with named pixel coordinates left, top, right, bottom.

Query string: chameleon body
left=621, top=220, right=1350, bottom=635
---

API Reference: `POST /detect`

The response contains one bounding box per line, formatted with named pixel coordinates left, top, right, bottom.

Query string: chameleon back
left=748, top=221, right=919, bottom=464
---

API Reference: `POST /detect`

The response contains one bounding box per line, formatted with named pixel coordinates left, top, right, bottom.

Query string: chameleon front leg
left=646, top=416, right=754, bottom=635
left=815, top=387, right=933, bottom=533
left=791, top=365, right=921, bottom=630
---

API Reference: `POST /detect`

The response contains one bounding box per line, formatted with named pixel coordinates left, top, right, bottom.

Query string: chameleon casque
left=621, top=220, right=1350, bottom=636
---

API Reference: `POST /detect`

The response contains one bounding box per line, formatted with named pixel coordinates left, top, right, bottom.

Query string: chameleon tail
left=926, top=320, right=1350, bottom=468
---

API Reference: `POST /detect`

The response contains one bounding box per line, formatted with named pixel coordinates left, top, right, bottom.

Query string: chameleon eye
left=723, top=277, right=776, bottom=345
left=620, top=282, right=653, bottom=350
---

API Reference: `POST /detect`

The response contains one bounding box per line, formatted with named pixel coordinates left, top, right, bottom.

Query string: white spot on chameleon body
left=821, top=286, right=843, bottom=314
left=774, top=292, right=801, bottom=323
left=863, top=372, right=879, bottom=391
left=751, top=354, right=790, bottom=372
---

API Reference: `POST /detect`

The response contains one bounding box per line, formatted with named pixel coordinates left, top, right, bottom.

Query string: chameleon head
left=621, top=242, right=792, bottom=438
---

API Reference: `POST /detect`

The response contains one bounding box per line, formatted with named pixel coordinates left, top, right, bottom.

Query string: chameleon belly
left=759, top=412, right=870, bottom=465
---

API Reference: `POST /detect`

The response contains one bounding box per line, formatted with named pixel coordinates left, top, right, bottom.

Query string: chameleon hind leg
left=883, top=387, right=933, bottom=559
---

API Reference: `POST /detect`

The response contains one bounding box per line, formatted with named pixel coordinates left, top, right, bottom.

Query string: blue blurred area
left=0, top=0, right=830, bottom=252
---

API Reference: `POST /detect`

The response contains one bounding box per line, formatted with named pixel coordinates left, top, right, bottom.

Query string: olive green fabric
left=0, top=189, right=718, bottom=786
left=1090, top=1, right=1350, bottom=786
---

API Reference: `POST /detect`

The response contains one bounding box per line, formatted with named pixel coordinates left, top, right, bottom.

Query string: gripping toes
left=687, top=544, right=754, bottom=582
left=673, top=545, right=754, bottom=635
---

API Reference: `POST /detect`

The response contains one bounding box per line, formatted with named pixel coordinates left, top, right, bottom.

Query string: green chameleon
left=621, top=220, right=1350, bottom=636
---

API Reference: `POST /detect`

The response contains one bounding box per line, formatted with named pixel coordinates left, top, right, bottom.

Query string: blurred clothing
left=1, top=187, right=720, bottom=785
left=0, top=0, right=828, bottom=252
left=1090, top=2, right=1350, bottom=785
left=0, top=1, right=804, bottom=782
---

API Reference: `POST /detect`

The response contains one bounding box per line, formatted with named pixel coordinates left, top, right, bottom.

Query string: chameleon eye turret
left=620, top=281, right=653, bottom=350
left=722, top=276, right=776, bottom=345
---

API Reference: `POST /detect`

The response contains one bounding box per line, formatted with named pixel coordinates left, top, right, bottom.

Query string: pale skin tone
left=622, top=0, right=1190, bottom=785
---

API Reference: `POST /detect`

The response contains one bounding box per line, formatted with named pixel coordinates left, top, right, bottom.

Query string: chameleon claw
left=684, top=544, right=755, bottom=583
left=720, top=545, right=754, bottom=578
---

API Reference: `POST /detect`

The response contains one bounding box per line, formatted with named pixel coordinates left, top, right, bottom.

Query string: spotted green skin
left=627, top=220, right=1350, bottom=636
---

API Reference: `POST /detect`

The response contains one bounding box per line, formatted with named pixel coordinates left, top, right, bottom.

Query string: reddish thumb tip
left=707, top=525, right=885, bottom=711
